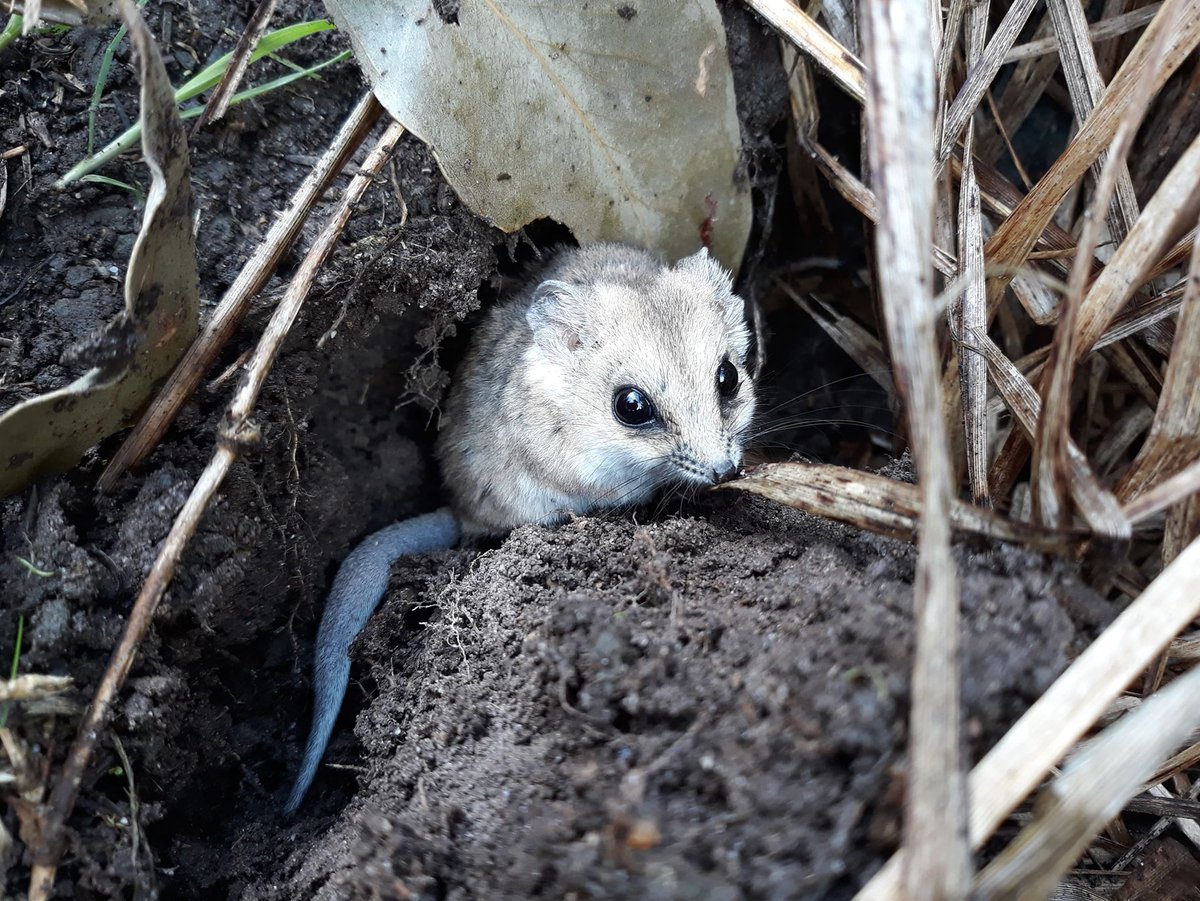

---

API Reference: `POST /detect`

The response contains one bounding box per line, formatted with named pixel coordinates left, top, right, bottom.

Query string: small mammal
left=287, top=243, right=757, bottom=812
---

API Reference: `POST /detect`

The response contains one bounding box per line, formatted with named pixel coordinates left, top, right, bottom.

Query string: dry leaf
left=327, top=0, right=751, bottom=270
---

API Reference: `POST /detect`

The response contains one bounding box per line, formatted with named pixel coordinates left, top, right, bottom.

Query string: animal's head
left=524, top=245, right=757, bottom=507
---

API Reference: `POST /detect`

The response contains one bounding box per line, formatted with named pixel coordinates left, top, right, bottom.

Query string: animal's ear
left=526, top=279, right=589, bottom=356
left=676, top=247, right=743, bottom=329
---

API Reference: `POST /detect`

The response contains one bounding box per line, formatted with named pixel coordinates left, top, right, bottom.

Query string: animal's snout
left=712, top=462, right=740, bottom=484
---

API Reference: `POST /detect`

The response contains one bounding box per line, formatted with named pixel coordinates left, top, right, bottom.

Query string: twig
left=190, top=0, right=279, bottom=134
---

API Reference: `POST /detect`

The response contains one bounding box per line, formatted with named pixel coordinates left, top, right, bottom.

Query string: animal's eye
left=613, top=386, right=656, bottom=427
left=717, top=360, right=739, bottom=398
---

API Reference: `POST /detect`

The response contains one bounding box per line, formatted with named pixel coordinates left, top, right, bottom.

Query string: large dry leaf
left=325, top=0, right=751, bottom=269
left=0, top=2, right=198, bottom=497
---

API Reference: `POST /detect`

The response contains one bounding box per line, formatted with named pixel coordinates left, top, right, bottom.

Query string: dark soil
left=0, top=2, right=1111, bottom=899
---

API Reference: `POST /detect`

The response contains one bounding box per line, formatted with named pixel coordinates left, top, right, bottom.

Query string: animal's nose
left=712, top=462, right=740, bottom=484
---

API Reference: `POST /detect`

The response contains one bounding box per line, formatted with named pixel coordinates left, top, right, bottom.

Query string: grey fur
left=288, top=243, right=756, bottom=812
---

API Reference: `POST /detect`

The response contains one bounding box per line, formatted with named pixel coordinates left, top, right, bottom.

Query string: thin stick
left=27, top=118, right=407, bottom=901
left=99, top=91, right=383, bottom=489
left=190, top=0, right=279, bottom=133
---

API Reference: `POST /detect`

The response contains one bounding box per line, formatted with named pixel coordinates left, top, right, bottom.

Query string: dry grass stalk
left=749, top=0, right=1200, bottom=889
left=973, top=664, right=1200, bottom=899
left=938, top=0, right=1038, bottom=162
left=979, top=13, right=1058, bottom=168
left=979, top=334, right=1130, bottom=542
left=741, top=0, right=865, bottom=102
left=780, top=289, right=895, bottom=397
left=856, top=535, right=1200, bottom=900
left=1073, top=133, right=1200, bottom=362
left=726, top=463, right=1085, bottom=553
left=1030, top=84, right=1144, bottom=529
left=861, top=0, right=969, bottom=895
left=99, top=91, right=383, bottom=489
left=24, top=113, right=408, bottom=901
left=1003, top=4, right=1162, bottom=63
left=0, top=676, right=71, bottom=702
left=1045, top=0, right=1139, bottom=243
left=953, top=0, right=990, bottom=509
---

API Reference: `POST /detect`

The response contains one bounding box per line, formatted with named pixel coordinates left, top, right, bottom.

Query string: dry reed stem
left=0, top=675, right=71, bottom=702
left=741, top=0, right=865, bottom=103
left=974, top=664, right=1200, bottom=899
left=780, top=289, right=894, bottom=397
left=1110, top=779, right=1200, bottom=873
left=856, top=534, right=1200, bottom=900
left=99, top=91, right=383, bottom=489
left=798, top=135, right=959, bottom=275
left=979, top=333, right=1130, bottom=542
left=1046, top=0, right=1139, bottom=243
left=1004, top=4, right=1162, bottom=63
left=24, top=118, right=407, bottom=901
left=726, top=463, right=1085, bottom=554
left=955, top=0, right=989, bottom=508
left=1031, top=85, right=1143, bottom=529
left=862, top=0, right=969, bottom=895
left=1074, top=132, right=1200, bottom=362
left=938, top=0, right=1038, bottom=163
left=979, top=13, right=1058, bottom=167
left=1113, top=211, right=1200, bottom=504
left=761, top=1, right=1117, bottom=288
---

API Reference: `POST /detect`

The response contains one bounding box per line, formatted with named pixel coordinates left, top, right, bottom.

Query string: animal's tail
left=286, top=506, right=460, bottom=813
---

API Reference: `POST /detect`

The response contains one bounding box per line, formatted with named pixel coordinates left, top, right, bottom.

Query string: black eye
left=717, top=360, right=739, bottom=398
left=613, top=386, right=656, bottom=427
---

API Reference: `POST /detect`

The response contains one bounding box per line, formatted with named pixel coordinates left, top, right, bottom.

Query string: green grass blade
left=0, top=614, right=25, bottom=728
left=58, top=19, right=340, bottom=188
left=80, top=174, right=146, bottom=200
left=174, top=19, right=335, bottom=105
left=0, top=14, right=23, bottom=55
left=180, top=49, right=352, bottom=110
left=88, top=0, right=152, bottom=156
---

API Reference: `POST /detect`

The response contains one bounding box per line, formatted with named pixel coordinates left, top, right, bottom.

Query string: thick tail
left=285, top=506, right=460, bottom=813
